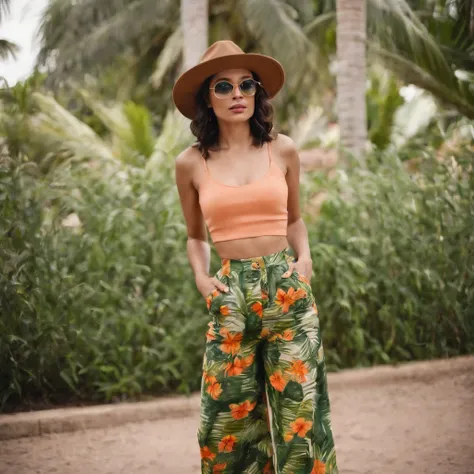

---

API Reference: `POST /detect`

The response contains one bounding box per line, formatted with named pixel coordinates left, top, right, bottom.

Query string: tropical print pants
left=198, top=247, right=338, bottom=474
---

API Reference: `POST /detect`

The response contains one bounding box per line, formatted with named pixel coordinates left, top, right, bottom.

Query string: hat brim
left=172, top=53, right=285, bottom=120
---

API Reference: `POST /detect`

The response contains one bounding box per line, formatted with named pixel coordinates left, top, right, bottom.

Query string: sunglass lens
left=240, top=79, right=257, bottom=95
left=214, top=81, right=233, bottom=97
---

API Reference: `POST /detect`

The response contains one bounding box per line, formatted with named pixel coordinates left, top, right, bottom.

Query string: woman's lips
left=229, top=105, right=246, bottom=113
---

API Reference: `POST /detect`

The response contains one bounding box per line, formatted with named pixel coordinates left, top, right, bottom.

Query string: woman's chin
left=220, top=111, right=253, bottom=123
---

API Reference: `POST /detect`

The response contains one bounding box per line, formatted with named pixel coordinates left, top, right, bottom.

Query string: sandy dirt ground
left=1, top=358, right=473, bottom=474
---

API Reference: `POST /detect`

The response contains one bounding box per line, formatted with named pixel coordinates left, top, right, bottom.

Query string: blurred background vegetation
left=1, top=0, right=473, bottom=412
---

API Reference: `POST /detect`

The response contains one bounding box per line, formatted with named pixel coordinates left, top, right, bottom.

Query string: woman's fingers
left=282, top=263, right=294, bottom=278
left=212, top=277, right=229, bottom=293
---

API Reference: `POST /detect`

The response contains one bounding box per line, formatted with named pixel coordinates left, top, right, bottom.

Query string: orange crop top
left=198, top=141, right=288, bottom=243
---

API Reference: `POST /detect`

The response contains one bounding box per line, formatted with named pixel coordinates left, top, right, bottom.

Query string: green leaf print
left=199, top=248, right=338, bottom=473
left=283, top=380, right=304, bottom=402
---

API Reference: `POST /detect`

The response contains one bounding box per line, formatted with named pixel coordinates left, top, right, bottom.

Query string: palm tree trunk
left=470, top=0, right=474, bottom=39
left=180, top=0, right=208, bottom=71
left=335, top=0, right=367, bottom=160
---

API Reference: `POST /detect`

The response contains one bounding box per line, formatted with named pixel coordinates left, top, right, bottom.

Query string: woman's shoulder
left=272, top=133, right=298, bottom=160
left=176, top=143, right=202, bottom=167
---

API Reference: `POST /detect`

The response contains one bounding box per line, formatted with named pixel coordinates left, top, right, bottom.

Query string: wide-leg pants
left=198, top=247, right=338, bottom=474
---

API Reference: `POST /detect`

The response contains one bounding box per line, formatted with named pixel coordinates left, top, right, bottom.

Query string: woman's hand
left=282, top=256, right=313, bottom=281
left=196, top=274, right=229, bottom=299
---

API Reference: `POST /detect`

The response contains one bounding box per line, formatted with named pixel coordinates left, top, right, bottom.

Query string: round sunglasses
left=209, top=79, right=262, bottom=99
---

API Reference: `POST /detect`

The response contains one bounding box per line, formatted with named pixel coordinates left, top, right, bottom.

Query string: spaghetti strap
left=201, top=152, right=209, bottom=173
left=267, top=141, right=272, bottom=166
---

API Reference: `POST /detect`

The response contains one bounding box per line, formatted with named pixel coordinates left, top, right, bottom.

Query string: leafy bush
left=1, top=89, right=473, bottom=411
left=303, top=149, right=474, bottom=369
left=1, top=150, right=227, bottom=411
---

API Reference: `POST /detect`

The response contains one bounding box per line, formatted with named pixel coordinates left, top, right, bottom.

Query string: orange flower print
left=281, top=329, right=294, bottom=341
left=242, top=354, right=254, bottom=368
left=206, top=289, right=221, bottom=309
left=310, top=459, right=326, bottom=474
left=219, top=328, right=243, bottom=355
left=213, top=463, right=227, bottom=473
left=251, top=301, right=263, bottom=318
left=269, top=370, right=287, bottom=392
left=290, top=417, right=313, bottom=437
left=207, top=381, right=222, bottom=400
left=298, top=273, right=310, bottom=284
left=284, top=432, right=294, bottom=442
left=261, top=289, right=269, bottom=300
left=204, top=372, right=217, bottom=385
left=312, top=301, right=318, bottom=314
left=289, top=359, right=309, bottom=383
left=218, top=434, right=237, bottom=453
left=200, top=446, right=216, bottom=461
left=206, top=322, right=216, bottom=342
left=251, top=260, right=260, bottom=270
left=269, top=329, right=295, bottom=342
left=225, top=355, right=253, bottom=376
left=275, top=287, right=307, bottom=313
left=220, top=305, right=230, bottom=316
left=263, top=459, right=274, bottom=474
left=230, top=400, right=257, bottom=420
left=225, top=359, right=244, bottom=376
left=221, top=259, right=231, bottom=276
left=260, top=328, right=270, bottom=339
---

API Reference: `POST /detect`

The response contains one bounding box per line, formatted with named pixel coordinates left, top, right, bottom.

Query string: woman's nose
left=232, top=84, right=243, bottom=99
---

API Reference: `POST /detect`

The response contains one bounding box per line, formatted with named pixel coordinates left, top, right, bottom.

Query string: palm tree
left=181, top=0, right=208, bottom=71
left=0, top=0, right=20, bottom=62
left=335, top=0, right=368, bottom=159
left=36, top=0, right=315, bottom=108
left=35, top=0, right=474, bottom=140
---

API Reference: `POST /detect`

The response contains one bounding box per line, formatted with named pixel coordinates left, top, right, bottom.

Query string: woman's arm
left=276, top=134, right=313, bottom=279
left=175, top=148, right=229, bottom=296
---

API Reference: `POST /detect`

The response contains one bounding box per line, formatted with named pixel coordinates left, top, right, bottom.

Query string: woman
left=173, top=40, right=338, bottom=474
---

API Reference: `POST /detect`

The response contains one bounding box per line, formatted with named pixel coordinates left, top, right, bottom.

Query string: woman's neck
left=216, top=120, right=253, bottom=152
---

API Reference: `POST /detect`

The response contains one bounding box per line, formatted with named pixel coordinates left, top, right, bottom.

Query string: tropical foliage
left=1, top=80, right=473, bottom=411
left=36, top=0, right=474, bottom=127
left=0, top=0, right=19, bottom=62
left=1, top=0, right=473, bottom=412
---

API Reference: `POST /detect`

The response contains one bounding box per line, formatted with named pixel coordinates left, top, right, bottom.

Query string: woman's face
left=208, top=68, right=256, bottom=123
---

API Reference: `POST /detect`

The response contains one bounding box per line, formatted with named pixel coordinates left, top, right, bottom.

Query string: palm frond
left=303, top=11, right=336, bottom=36
left=370, top=43, right=474, bottom=118
left=242, top=0, right=318, bottom=87
left=369, top=0, right=457, bottom=87
left=146, top=109, right=193, bottom=176
left=77, top=88, right=156, bottom=161
left=31, top=92, right=117, bottom=162
left=0, top=0, right=10, bottom=23
left=37, top=0, right=178, bottom=77
left=284, top=0, right=315, bottom=25
left=301, top=0, right=474, bottom=118
left=150, top=27, right=182, bottom=90
left=0, top=39, right=19, bottom=61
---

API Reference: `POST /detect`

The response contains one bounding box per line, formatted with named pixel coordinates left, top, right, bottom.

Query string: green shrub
left=303, top=150, right=474, bottom=369
left=1, top=141, right=473, bottom=411
left=0, top=153, right=222, bottom=410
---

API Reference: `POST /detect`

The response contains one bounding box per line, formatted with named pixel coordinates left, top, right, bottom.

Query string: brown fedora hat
left=172, top=40, right=285, bottom=120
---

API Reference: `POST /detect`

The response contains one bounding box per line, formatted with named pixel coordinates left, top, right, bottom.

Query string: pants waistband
left=220, top=246, right=295, bottom=270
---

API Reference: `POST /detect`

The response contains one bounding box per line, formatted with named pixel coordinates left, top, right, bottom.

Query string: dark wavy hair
left=190, top=72, right=275, bottom=159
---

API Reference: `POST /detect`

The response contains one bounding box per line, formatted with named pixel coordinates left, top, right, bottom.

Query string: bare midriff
left=214, top=235, right=289, bottom=260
